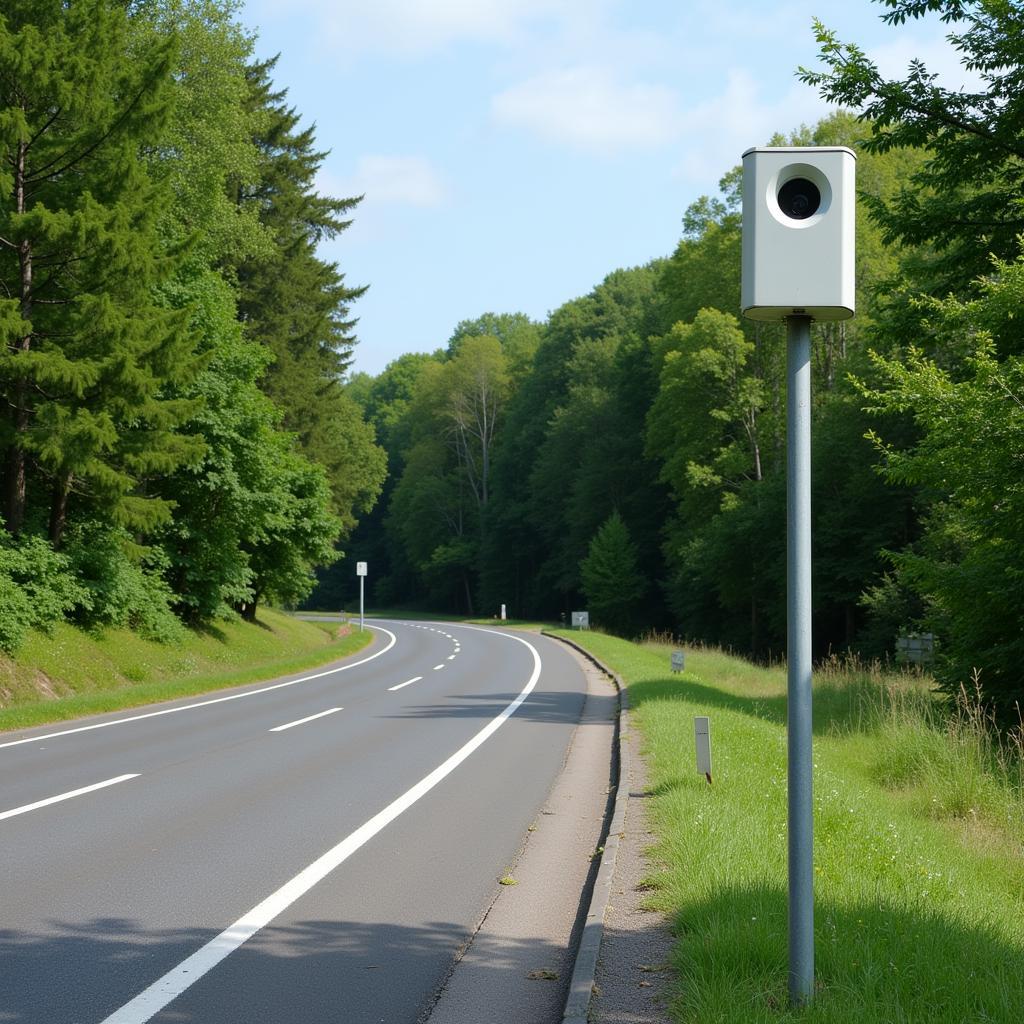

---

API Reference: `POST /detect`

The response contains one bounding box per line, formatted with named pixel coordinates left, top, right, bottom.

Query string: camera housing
left=740, top=146, right=856, bottom=322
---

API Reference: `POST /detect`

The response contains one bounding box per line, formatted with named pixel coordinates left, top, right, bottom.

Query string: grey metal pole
left=359, top=575, right=364, bottom=633
left=786, top=314, right=814, bottom=1006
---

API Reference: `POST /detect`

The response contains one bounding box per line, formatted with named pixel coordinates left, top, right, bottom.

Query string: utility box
left=741, top=146, right=856, bottom=323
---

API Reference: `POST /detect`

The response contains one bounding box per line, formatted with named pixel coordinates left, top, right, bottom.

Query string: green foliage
left=0, top=0, right=205, bottom=540
left=580, top=511, right=646, bottom=634
left=800, top=1, right=1024, bottom=293
left=0, top=533, right=84, bottom=652
left=64, top=524, right=185, bottom=643
left=856, top=256, right=1024, bottom=716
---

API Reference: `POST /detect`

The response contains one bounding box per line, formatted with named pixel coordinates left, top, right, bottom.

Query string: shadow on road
left=0, top=913, right=576, bottom=1023
left=383, top=688, right=615, bottom=728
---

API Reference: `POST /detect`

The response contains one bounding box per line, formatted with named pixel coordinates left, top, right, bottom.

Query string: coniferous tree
left=0, top=1, right=204, bottom=544
left=580, top=511, right=646, bottom=635
left=230, top=57, right=383, bottom=524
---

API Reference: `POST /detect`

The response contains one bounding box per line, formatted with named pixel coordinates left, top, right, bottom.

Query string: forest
left=315, top=2, right=1024, bottom=721
left=0, top=1, right=385, bottom=648
left=2, top=2, right=1022, bottom=721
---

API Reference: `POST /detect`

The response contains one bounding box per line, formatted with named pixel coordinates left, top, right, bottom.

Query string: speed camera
left=740, top=147, right=856, bottom=322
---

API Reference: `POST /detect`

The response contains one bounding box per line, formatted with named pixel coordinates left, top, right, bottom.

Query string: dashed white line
left=433, top=664, right=445, bottom=671
left=0, top=774, right=140, bottom=822
left=388, top=676, right=422, bottom=692
left=99, top=627, right=543, bottom=1024
left=269, top=708, right=342, bottom=732
left=0, top=627, right=398, bottom=752
left=447, top=655, right=456, bottom=661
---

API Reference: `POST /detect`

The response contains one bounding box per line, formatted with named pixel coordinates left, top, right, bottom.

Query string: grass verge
left=551, top=630, right=1024, bottom=1024
left=0, top=609, right=373, bottom=733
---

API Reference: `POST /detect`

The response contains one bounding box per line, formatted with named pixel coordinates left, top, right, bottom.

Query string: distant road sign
left=356, top=562, right=368, bottom=577
left=571, top=611, right=589, bottom=630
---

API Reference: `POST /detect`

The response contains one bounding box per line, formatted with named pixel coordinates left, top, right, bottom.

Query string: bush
left=0, top=534, right=86, bottom=653
left=65, top=525, right=185, bottom=643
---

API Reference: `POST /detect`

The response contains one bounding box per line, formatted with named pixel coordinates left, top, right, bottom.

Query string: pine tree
left=580, top=511, right=647, bottom=635
left=0, top=1, right=204, bottom=544
left=229, top=58, right=382, bottom=523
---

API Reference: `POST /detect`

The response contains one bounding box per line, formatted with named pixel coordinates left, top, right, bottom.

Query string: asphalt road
left=0, top=619, right=588, bottom=1024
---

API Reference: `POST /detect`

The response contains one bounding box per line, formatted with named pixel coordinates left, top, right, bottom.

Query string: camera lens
left=777, top=177, right=821, bottom=220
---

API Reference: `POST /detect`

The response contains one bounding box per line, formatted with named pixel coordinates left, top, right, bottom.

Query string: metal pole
left=359, top=575, right=364, bottom=633
left=786, top=314, right=814, bottom=1006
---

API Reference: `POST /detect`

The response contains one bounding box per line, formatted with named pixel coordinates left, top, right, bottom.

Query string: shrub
left=0, top=534, right=85, bottom=653
left=65, top=525, right=185, bottom=643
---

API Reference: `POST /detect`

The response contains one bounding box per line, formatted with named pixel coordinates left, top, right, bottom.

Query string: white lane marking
left=388, top=676, right=422, bottom=692
left=0, top=628, right=398, bottom=752
left=269, top=708, right=342, bottom=733
left=447, top=655, right=456, bottom=661
left=433, top=664, right=445, bottom=671
left=101, top=628, right=543, bottom=1024
left=0, top=774, right=139, bottom=822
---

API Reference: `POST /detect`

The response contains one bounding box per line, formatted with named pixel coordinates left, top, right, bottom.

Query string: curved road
left=0, top=619, right=589, bottom=1023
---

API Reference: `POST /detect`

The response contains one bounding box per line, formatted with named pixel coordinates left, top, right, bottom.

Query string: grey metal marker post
left=740, top=145, right=855, bottom=1008
left=786, top=314, right=814, bottom=1004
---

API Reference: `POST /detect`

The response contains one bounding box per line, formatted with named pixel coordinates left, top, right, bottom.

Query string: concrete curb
left=542, top=630, right=631, bottom=1024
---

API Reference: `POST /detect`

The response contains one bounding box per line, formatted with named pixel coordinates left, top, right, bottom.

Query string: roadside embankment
left=550, top=629, right=1024, bottom=1024
left=0, top=609, right=372, bottom=733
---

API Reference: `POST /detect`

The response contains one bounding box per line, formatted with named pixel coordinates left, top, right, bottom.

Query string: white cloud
left=253, top=0, right=598, bottom=55
left=327, top=156, right=446, bottom=207
left=492, top=67, right=683, bottom=154
left=672, top=69, right=830, bottom=184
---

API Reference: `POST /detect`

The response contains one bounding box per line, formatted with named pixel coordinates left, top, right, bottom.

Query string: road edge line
left=541, top=630, right=631, bottom=1024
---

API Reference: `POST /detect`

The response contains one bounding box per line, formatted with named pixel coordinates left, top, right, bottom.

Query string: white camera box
left=741, top=146, right=856, bottom=322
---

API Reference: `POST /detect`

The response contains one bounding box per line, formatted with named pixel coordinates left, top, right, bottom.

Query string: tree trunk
left=5, top=141, right=32, bottom=535
left=462, top=572, right=474, bottom=616
left=49, top=473, right=72, bottom=548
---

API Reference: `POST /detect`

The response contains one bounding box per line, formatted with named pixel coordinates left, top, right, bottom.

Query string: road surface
left=0, top=619, right=588, bottom=1023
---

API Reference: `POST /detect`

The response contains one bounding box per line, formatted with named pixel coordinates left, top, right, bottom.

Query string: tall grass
left=557, top=629, right=1024, bottom=1024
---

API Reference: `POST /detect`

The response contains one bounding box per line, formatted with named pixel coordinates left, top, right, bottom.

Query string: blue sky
left=237, top=1, right=972, bottom=377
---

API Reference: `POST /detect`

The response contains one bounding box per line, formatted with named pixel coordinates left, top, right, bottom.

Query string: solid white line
left=100, top=627, right=542, bottom=1024
left=387, top=676, right=422, bottom=692
left=269, top=708, right=342, bottom=733
left=0, top=627, right=398, bottom=752
left=0, top=773, right=139, bottom=822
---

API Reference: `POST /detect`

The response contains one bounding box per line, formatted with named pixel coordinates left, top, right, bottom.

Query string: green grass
left=551, top=630, right=1024, bottom=1024
left=0, top=609, right=373, bottom=733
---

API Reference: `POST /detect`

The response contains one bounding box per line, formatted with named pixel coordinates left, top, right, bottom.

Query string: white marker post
left=356, top=561, right=367, bottom=632
left=741, top=145, right=855, bottom=1007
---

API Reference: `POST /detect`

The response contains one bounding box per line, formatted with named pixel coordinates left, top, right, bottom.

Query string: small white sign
left=356, top=561, right=368, bottom=577
left=671, top=651, right=685, bottom=673
left=695, top=716, right=712, bottom=781
left=571, top=611, right=589, bottom=630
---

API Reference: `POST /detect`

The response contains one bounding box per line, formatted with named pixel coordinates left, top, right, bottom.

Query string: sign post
left=356, top=561, right=367, bottom=632
left=741, top=146, right=855, bottom=1007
